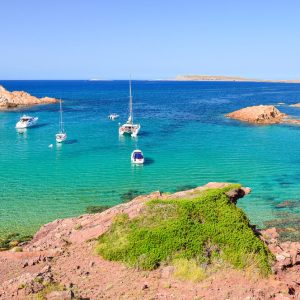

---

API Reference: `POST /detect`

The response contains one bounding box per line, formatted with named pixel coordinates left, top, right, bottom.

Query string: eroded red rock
left=0, top=85, right=58, bottom=110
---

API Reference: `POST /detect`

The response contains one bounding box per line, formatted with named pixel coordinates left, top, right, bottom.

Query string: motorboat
left=15, top=115, right=38, bottom=129
left=119, top=80, right=140, bottom=137
left=56, top=99, right=67, bottom=143
left=108, top=113, right=119, bottom=120
left=131, top=149, right=144, bottom=164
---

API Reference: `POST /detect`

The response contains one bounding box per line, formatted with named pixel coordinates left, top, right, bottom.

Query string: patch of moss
left=73, top=224, right=82, bottom=230
left=97, top=186, right=274, bottom=276
left=0, top=233, right=32, bottom=251
left=34, top=283, right=64, bottom=300
left=173, top=258, right=206, bottom=281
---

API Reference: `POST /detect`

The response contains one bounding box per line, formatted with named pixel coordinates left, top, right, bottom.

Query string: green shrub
left=97, top=186, right=274, bottom=276
left=0, top=233, right=32, bottom=251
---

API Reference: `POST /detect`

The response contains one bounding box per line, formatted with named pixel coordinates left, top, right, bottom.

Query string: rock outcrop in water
left=226, top=105, right=287, bottom=124
left=0, top=85, right=58, bottom=110
left=0, top=182, right=300, bottom=299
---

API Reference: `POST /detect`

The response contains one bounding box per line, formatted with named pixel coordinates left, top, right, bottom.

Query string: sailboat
left=55, top=99, right=67, bottom=143
left=119, top=80, right=140, bottom=137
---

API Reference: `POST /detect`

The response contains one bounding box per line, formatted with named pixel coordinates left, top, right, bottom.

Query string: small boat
left=56, top=99, right=67, bottom=143
left=108, top=113, right=119, bottom=120
left=119, top=80, right=140, bottom=137
left=131, top=149, right=144, bottom=164
left=16, top=115, right=38, bottom=129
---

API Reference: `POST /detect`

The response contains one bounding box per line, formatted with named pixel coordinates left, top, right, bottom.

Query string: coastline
left=1, top=183, right=299, bottom=299
left=172, top=75, right=300, bottom=83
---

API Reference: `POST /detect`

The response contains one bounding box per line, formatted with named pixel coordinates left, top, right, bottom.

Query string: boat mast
left=129, top=79, right=133, bottom=124
left=59, top=99, right=64, bottom=133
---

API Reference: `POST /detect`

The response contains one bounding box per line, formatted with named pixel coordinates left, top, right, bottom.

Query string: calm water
left=1, top=80, right=300, bottom=235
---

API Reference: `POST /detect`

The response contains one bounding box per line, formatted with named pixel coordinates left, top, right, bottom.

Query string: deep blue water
left=1, top=80, right=300, bottom=235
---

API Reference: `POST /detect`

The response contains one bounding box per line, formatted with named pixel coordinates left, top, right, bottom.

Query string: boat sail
left=119, top=80, right=140, bottom=137
left=55, top=99, right=67, bottom=143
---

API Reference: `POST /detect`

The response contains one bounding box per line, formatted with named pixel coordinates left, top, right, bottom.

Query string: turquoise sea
left=1, top=80, right=300, bottom=236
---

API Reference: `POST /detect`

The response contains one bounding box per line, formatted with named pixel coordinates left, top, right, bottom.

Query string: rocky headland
left=226, top=105, right=300, bottom=125
left=0, top=182, right=300, bottom=299
left=290, top=103, right=300, bottom=108
left=175, top=75, right=300, bottom=83
left=0, top=86, right=58, bottom=110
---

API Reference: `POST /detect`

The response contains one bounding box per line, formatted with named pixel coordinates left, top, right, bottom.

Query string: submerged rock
left=275, top=200, right=298, bottom=209
left=0, top=85, right=58, bottom=110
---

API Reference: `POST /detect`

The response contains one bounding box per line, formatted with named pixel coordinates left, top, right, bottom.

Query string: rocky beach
left=1, top=183, right=300, bottom=300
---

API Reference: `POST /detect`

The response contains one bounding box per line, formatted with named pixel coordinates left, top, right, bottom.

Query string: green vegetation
left=97, top=185, right=274, bottom=277
left=0, top=233, right=32, bottom=251
left=73, top=223, right=83, bottom=230
left=173, top=258, right=206, bottom=281
left=86, top=205, right=111, bottom=214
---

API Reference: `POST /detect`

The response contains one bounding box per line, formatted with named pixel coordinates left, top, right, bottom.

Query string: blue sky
left=1, top=0, right=299, bottom=79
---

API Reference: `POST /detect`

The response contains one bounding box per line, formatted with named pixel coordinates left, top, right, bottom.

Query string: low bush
left=97, top=185, right=274, bottom=277
left=0, top=233, right=32, bottom=251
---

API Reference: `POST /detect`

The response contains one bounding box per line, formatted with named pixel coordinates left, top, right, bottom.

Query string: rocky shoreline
left=0, top=182, right=300, bottom=299
left=0, top=85, right=58, bottom=110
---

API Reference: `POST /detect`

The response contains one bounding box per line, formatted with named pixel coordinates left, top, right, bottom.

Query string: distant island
left=175, top=75, right=300, bottom=83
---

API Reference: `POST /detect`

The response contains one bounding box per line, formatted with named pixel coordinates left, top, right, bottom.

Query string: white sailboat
left=55, top=99, right=67, bottom=143
left=119, top=80, right=140, bottom=137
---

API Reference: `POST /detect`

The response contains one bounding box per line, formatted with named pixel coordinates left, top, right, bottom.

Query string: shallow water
left=1, top=80, right=300, bottom=235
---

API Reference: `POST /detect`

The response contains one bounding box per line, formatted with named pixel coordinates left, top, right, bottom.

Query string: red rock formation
left=0, top=85, right=58, bottom=110
left=226, top=105, right=287, bottom=124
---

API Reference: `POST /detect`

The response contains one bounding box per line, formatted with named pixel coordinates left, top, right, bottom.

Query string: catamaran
left=16, top=115, right=38, bottom=129
left=55, top=99, right=67, bottom=143
left=119, top=80, right=140, bottom=137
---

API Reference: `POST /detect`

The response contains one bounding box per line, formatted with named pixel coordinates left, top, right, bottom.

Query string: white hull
left=16, top=117, right=38, bottom=129
left=56, top=133, right=67, bottom=143
left=131, top=149, right=144, bottom=164
left=108, top=114, right=119, bottom=120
